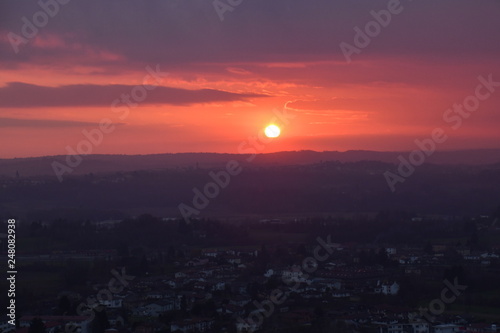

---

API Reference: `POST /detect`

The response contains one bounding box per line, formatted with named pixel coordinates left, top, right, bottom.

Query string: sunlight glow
left=264, top=124, right=281, bottom=138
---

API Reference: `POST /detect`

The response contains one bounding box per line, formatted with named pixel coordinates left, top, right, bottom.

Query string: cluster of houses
left=4, top=240, right=500, bottom=333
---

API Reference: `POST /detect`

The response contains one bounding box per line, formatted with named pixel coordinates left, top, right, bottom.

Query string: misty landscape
left=2, top=0, right=500, bottom=333
left=1, top=150, right=500, bottom=219
left=2, top=150, right=500, bottom=333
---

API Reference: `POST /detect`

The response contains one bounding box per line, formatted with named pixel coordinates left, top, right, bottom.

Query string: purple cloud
left=0, top=82, right=267, bottom=108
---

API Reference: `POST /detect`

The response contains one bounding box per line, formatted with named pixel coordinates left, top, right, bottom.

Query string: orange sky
left=1, top=1, right=499, bottom=158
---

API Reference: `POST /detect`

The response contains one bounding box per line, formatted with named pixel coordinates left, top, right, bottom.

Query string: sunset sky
left=1, top=0, right=499, bottom=158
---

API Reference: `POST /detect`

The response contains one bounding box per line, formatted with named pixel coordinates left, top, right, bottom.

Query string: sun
left=264, top=124, right=281, bottom=138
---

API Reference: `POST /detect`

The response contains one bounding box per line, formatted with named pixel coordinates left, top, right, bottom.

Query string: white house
left=210, top=281, right=225, bottom=291
left=133, top=300, right=176, bottom=317
left=236, top=320, right=260, bottom=333
left=264, top=269, right=274, bottom=277
left=282, top=265, right=308, bottom=282
left=432, top=324, right=460, bottom=333
left=175, top=271, right=187, bottom=278
left=226, top=256, right=242, bottom=265
left=146, top=292, right=164, bottom=300
left=481, top=252, right=499, bottom=259
left=185, top=258, right=209, bottom=267
left=386, top=248, right=397, bottom=255
left=0, top=321, right=15, bottom=333
left=375, top=281, right=400, bottom=295
left=378, top=322, right=429, bottom=333
left=171, top=318, right=214, bottom=332
left=100, top=298, right=122, bottom=308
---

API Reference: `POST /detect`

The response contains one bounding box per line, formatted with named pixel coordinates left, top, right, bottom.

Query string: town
left=1, top=212, right=499, bottom=333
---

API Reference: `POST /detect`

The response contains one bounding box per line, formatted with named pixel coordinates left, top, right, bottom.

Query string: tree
left=58, top=295, right=71, bottom=315
left=180, top=296, right=187, bottom=314
left=296, top=243, right=307, bottom=256
left=443, top=265, right=466, bottom=285
left=64, top=260, right=88, bottom=287
left=117, top=241, right=129, bottom=257
left=28, top=318, right=46, bottom=333
left=424, top=242, right=433, bottom=255
left=90, top=308, right=110, bottom=333
left=140, top=255, right=149, bottom=275
left=314, top=305, right=325, bottom=318
left=377, top=248, right=388, bottom=266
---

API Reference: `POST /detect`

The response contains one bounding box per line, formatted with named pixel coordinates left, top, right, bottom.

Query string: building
left=171, top=318, right=214, bottom=332
left=19, top=316, right=91, bottom=333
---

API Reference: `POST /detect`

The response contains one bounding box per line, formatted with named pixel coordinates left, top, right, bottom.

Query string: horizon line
left=2, top=147, right=500, bottom=160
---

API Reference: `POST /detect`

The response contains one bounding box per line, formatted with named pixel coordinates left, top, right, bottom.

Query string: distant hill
left=1, top=149, right=499, bottom=177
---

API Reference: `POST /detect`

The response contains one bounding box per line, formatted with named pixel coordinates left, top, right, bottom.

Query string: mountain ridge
left=1, top=149, right=499, bottom=177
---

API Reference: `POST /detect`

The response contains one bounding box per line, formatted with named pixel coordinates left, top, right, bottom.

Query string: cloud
left=226, top=67, right=252, bottom=75
left=1, top=0, right=499, bottom=68
left=0, top=117, right=106, bottom=128
left=286, top=98, right=380, bottom=111
left=0, top=82, right=267, bottom=108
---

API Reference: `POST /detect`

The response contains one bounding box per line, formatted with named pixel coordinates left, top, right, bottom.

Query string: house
left=301, top=290, right=323, bottom=299
left=323, top=279, right=342, bottom=290
left=264, top=269, right=274, bottom=277
left=229, top=296, right=251, bottom=307
left=180, top=292, right=212, bottom=306
left=200, top=267, right=216, bottom=277
left=19, top=316, right=91, bottom=333
left=282, top=310, right=314, bottom=326
left=480, top=253, right=499, bottom=259
left=146, top=292, right=164, bottom=300
left=210, top=280, right=225, bottom=291
left=217, top=304, right=245, bottom=316
left=133, top=322, right=166, bottom=333
left=107, top=313, right=126, bottom=328
left=171, top=318, right=214, bottom=332
left=433, top=245, right=448, bottom=253
left=378, top=322, right=429, bottom=333
left=398, top=254, right=420, bottom=265
left=0, top=321, right=15, bottom=333
left=408, top=322, right=429, bottom=333
left=133, top=300, right=176, bottom=317
left=405, top=267, right=422, bottom=276
left=163, top=279, right=177, bottom=288
left=185, top=258, right=209, bottom=267
left=226, top=256, right=242, bottom=265
left=386, top=248, right=397, bottom=255
left=159, top=298, right=179, bottom=312
left=332, top=290, right=351, bottom=298
left=432, top=324, right=460, bottom=333
left=455, top=247, right=470, bottom=256
left=462, top=323, right=498, bottom=333
left=104, top=328, right=118, bottom=333
left=133, top=303, right=163, bottom=317
left=194, top=281, right=207, bottom=291
left=463, top=254, right=480, bottom=261
left=236, top=249, right=259, bottom=257
left=201, top=249, right=220, bottom=257
left=375, top=281, right=400, bottom=295
left=100, top=298, right=123, bottom=308
left=282, top=265, right=308, bottom=282
left=236, top=320, right=260, bottom=333
left=230, top=282, right=248, bottom=295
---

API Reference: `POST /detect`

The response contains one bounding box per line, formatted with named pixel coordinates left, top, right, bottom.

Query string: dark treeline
left=1, top=161, right=500, bottom=220
left=14, top=211, right=497, bottom=254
